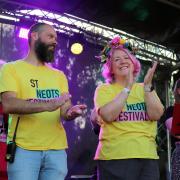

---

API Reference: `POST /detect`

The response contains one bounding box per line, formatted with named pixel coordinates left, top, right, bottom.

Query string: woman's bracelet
left=144, top=85, right=154, bottom=92
left=122, top=88, right=130, bottom=94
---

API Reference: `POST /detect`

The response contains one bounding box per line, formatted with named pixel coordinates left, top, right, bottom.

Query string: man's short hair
left=28, top=23, right=47, bottom=45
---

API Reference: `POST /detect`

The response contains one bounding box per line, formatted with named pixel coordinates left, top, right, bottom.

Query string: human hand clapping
left=144, top=61, right=157, bottom=88
left=66, top=104, right=87, bottom=119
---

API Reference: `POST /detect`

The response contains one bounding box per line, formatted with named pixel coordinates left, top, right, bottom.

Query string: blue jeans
left=8, top=146, right=68, bottom=180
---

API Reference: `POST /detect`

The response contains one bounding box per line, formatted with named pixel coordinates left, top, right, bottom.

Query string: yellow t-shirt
left=94, top=83, right=159, bottom=160
left=0, top=60, right=68, bottom=150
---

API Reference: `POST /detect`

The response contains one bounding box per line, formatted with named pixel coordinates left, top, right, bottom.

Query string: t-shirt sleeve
left=94, top=84, right=113, bottom=110
left=0, top=63, right=18, bottom=94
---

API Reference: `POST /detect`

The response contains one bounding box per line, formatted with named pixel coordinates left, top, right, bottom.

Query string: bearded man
left=0, top=23, right=86, bottom=180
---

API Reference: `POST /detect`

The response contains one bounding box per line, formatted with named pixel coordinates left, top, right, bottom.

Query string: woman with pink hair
left=93, top=36, right=164, bottom=180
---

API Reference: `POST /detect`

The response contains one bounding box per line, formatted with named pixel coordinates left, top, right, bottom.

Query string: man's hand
left=47, top=93, right=71, bottom=112
left=66, top=104, right=87, bottom=120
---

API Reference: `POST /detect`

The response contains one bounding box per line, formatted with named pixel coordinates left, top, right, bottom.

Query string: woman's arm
left=98, top=88, right=130, bottom=122
left=144, top=90, right=164, bottom=120
left=143, top=62, right=164, bottom=120
left=98, top=64, right=134, bottom=122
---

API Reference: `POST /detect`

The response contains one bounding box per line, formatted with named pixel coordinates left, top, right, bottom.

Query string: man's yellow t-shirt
left=0, top=60, right=68, bottom=150
left=94, top=83, right=159, bottom=160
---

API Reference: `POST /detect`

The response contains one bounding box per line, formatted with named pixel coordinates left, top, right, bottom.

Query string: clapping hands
left=144, top=61, right=158, bottom=87
left=125, top=63, right=135, bottom=89
left=66, top=104, right=87, bottom=119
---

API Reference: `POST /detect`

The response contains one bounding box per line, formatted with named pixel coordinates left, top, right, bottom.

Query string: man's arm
left=1, top=91, right=71, bottom=114
left=60, top=99, right=87, bottom=120
left=60, top=99, right=72, bottom=119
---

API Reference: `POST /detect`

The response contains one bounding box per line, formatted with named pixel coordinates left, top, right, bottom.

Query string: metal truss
left=157, top=0, right=180, bottom=9
left=0, top=0, right=178, bottom=67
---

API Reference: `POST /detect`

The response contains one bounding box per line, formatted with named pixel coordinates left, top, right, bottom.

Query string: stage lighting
left=0, top=15, right=19, bottom=22
left=19, top=28, right=29, bottom=39
left=69, top=33, right=85, bottom=55
left=70, top=42, right=83, bottom=55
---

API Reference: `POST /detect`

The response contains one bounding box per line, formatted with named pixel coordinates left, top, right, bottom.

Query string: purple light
left=19, top=28, right=29, bottom=39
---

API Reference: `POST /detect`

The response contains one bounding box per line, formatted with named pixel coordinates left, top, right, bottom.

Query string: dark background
left=1, top=0, right=180, bottom=53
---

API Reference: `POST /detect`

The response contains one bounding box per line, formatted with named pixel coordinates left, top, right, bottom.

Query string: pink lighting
left=19, top=28, right=29, bottom=39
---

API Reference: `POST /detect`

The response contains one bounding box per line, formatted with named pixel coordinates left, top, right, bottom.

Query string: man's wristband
left=122, top=88, right=130, bottom=94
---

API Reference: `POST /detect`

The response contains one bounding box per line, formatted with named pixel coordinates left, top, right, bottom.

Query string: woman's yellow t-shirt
left=94, top=83, right=159, bottom=160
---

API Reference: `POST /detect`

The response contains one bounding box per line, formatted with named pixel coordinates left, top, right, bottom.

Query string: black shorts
left=97, top=159, right=159, bottom=180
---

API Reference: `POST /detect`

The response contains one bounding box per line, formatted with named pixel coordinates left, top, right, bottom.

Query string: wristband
left=144, top=85, right=154, bottom=92
left=122, top=88, right=130, bottom=94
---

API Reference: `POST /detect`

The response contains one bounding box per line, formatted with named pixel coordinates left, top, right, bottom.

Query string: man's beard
left=34, top=38, right=55, bottom=63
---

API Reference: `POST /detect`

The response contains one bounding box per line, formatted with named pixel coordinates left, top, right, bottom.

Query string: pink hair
left=102, top=46, right=141, bottom=83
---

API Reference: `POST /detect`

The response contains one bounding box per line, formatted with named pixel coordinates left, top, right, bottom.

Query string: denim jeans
left=8, top=146, right=68, bottom=180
